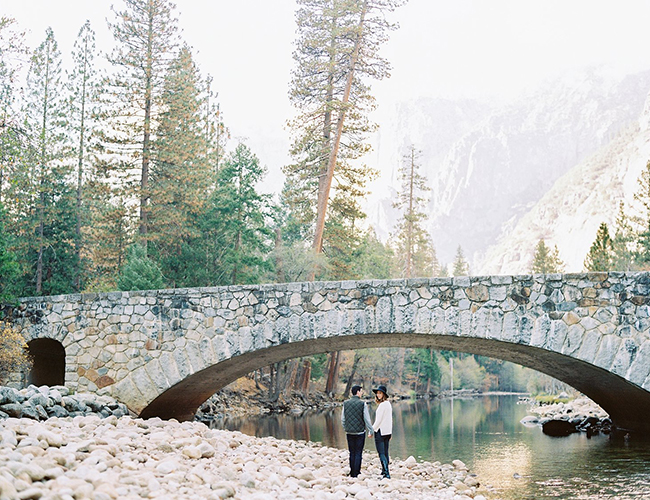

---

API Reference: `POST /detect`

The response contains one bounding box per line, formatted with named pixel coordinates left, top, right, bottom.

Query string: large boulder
left=0, top=387, right=20, bottom=405
left=0, top=404, right=22, bottom=418
left=542, top=419, right=577, bottom=436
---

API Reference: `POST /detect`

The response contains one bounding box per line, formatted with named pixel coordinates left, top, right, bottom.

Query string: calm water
left=209, top=395, right=650, bottom=499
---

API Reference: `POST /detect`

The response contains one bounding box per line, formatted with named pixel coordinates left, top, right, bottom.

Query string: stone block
left=576, top=330, right=602, bottom=364
left=466, top=284, right=489, bottom=302
left=530, top=315, right=551, bottom=348
left=593, top=335, right=621, bottom=370
left=628, top=341, right=650, bottom=385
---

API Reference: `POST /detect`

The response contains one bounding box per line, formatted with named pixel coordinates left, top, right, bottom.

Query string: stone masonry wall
left=8, top=272, right=650, bottom=421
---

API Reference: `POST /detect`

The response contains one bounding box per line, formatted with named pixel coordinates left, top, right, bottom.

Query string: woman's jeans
left=374, top=429, right=391, bottom=478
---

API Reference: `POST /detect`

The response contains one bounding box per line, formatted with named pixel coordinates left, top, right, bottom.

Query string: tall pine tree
left=203, top=143, right=272, bottom=285
left=12, top=28, right=76, bottom=295
left=66, top=20, right=103, bottom=291
left=106, top=0, right=179, bottom=241
left=148, top=45, right=212, bottom=286
left=392, top=145, right=434, bottom=278
left=283, top=0, right=404, bottom=278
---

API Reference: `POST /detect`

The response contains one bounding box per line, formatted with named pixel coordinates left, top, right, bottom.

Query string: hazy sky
left=5, top=0, right=650, bottom=195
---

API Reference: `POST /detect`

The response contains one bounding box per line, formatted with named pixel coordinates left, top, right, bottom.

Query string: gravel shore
left=0, top=416, right=487, bottom=500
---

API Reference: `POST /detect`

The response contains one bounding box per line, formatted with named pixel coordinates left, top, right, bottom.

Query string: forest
left=2, top=0, right=649, bottom=398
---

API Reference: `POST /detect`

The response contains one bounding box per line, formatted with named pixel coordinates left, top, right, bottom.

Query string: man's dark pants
left=346, top=433, right=365, bottom=477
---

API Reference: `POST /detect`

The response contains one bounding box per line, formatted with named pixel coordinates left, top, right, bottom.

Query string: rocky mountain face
left=478, top=109, right=650, bottom=275
left=370, top=68, right=650, bottom=272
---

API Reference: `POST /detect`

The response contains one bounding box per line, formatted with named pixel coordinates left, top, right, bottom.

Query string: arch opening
left=139, top=333, right=650, bottom=431
left=27, top=338, right=65, bottom=387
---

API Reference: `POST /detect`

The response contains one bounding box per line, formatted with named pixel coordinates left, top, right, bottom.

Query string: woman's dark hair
left=375, top=391, right=388, bottom=404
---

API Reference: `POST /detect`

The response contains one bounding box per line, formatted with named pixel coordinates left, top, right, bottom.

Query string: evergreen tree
left=66, top=20, right=102, bottom=291
left=84, top=189, right=133, bottom=292
left=452, top=245, right=470, bottom=276
left=584, top=222, right=614, bottom=272
left=204, top=143, right=272, bottom=285
left=283, top=0, right=404, bottom=276
left=634, top=160, right=650, bottom=266
left=406, top=349, right=441, bottom=393
left=203, top=76, right=229, bottom=177
left=531, top=239, right=564, bottom=274
left=0, top=203, right=19, bottom=304
left=106, top=0, right=179, bottom=240
left=148, top=45, right=212, bottom=286
left=0, top=17, right=28, bottom=203
left=612, top=202, right=636, bottom=271
left=353, top=229, right=394, bottom=279
left=392, top=145, right=434, bottom=278
left=118, top=243, right=165, bottom=291
left=10, top=28, right=75, bottom=296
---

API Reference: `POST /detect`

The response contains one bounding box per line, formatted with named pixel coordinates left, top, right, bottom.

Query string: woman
left=371, top=385, right=393, bottom=479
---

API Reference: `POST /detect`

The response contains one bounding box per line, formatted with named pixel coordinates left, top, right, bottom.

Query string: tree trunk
left=299, top=359, right=311, bottom=392
left=139, top=9, right=155, bottom=241
left=274, top=228, right=286, bottom=283
left=311, top=2, right=368, bottom=262
left=74, top=34, right=89, bottom=292
left=324, top=351, right=341, bottom=395
left=343, top=353, right=362, bottom=398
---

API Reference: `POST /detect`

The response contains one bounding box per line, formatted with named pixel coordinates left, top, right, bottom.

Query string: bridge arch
left=139, top=333, right=649, bottom=428
left=10, top=272, right=650, bottom=431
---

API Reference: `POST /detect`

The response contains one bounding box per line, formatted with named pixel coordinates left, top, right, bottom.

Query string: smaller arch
left=27, top=339, right=65, bottom=387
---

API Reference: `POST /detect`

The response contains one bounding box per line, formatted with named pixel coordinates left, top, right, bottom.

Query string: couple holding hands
left=341, top=384, right=392, bottom=479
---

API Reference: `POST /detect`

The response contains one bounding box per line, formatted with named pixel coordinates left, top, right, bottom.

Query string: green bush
left=118, top=244, right=165, bottom=291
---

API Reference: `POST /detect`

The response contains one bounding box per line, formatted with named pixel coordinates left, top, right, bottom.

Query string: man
left=341, top=385, right=373, bottom=477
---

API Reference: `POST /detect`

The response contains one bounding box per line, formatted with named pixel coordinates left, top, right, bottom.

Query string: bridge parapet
left=9, top=272, right=650, bottom=429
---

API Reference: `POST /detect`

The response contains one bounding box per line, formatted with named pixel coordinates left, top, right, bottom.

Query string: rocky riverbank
left=0, top=415, right=488, bottom=500
left=522, top=396, right=613, bottom=436
left=0, top=385, right=130, bottom=421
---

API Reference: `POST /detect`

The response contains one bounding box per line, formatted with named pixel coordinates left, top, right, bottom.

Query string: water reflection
left=210, top=396, right=650, bottom=499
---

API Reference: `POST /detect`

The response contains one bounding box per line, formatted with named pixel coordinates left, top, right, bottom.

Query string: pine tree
left=66, top=20, right=102, bottom=291
left=203, top=76, right=229, bottom=177
left=531, top=239, right=565, bottom=274
left=118, top=244, right=165, bottom=291
left=392, top=145, right=433, bottom=278
left=148, top=45, right=212, bottom=286
left=612, top=202, right=636, bottom=271
left=584, top=223, right=614, bottom=272
left=0, top=203, right=19, bottom=304
left=204, top=143, right=272, bottom=285
left=353, top=229, right=394, bottom=279
left=11, top=27, right=75, bottom=295
left=283, top=0, right=405, bottom=276
left=634, top=160, right=650, bottom=266
left=0, top=17, right=28, bottom=203
left=106, top=0, right=179, bottom=240
left=452, top=245, right=470, bottom=276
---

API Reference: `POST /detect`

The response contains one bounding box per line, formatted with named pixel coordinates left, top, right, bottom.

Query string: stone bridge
left=9, top=272, right=650, bottom=430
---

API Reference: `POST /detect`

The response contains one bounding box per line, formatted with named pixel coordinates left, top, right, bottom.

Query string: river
left=209, top=395, right=650, bottom=499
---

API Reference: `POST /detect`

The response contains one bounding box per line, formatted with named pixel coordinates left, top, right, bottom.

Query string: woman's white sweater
left=372, top=400, right=393, bottom=436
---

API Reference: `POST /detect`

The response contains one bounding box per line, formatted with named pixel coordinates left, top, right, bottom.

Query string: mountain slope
left=428, top=69, right=650, bottom=266
left=477, top=108, right=650, bottom=274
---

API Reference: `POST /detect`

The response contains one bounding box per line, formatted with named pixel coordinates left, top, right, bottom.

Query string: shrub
left=117, top=244, right=165, bottom=291
left=0, top=321, right=31, bottom=384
